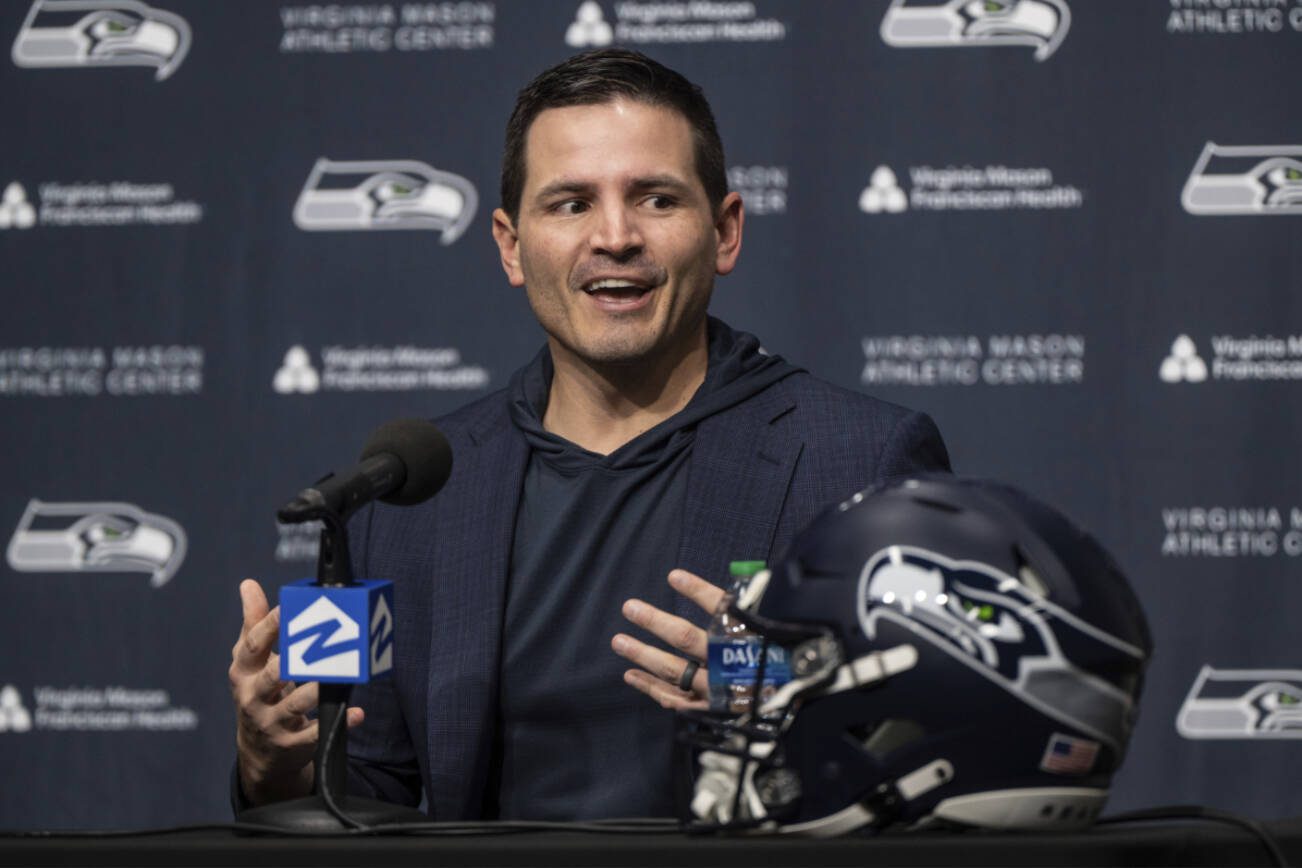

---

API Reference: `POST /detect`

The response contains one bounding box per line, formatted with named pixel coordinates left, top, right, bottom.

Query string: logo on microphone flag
left=280, top=579, right=396, bottom=683
left=370, top=594, right=394, bottom=675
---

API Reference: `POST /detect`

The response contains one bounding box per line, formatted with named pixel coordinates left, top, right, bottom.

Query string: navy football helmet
left=683, top=475, right=1151, bottom=835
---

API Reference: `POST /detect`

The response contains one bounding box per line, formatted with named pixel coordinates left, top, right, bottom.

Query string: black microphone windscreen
left=359, top=418, right=453, bottom=506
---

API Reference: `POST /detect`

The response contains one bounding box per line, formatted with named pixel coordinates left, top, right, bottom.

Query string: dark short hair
left=500, top=48, right=727, bottom=222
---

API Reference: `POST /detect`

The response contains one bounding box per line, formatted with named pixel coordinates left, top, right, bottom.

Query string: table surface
left=2, top=818, right=1300, bottom=868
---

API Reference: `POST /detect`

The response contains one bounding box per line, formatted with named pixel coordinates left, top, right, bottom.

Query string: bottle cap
left=728, top=560, right=767, bottom=578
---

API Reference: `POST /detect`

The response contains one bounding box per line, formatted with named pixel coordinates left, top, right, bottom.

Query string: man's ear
left=714, top=191, right=744, bottom=276
left=491, top=208, right=526, bottom=287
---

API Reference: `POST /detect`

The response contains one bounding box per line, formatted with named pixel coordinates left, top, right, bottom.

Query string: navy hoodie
left=490, top=319, right=799, bottom=819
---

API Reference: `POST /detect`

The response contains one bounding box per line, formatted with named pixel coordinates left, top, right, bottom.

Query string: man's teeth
left=586, top=279, right=644, bottom=293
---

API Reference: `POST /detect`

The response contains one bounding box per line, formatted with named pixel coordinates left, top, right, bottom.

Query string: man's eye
left=554, top=200, right=588, bottom=215
left=645, top=195, right=676, bottom=209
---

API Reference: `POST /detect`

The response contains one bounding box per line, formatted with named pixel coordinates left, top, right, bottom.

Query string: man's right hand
left=228, top=579, right=365, bottom=806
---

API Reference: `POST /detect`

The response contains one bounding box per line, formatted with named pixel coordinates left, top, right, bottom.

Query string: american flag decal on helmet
left=1039, top=733, right=1100, bottom=776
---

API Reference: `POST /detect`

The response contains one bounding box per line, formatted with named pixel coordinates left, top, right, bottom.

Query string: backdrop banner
left=0, top=0, right=1298, bottom=829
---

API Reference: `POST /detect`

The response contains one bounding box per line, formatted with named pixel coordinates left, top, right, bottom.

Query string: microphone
left=249, top=419, right=447, bottom=830
left=278, top=418, right=452, bottom=523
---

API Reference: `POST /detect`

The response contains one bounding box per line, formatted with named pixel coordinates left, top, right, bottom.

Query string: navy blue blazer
left=343, top=371, right=950, bottom=819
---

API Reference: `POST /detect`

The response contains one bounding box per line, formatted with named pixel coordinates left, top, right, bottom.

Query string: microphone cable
left=315, top=704, right=364, bottom=830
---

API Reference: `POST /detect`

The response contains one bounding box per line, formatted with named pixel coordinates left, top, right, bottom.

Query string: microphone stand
left=237, top=507, right=426, bottom=832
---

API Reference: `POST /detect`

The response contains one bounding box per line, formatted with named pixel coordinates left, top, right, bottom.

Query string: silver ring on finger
left=678, top=659, right=701, bottom=692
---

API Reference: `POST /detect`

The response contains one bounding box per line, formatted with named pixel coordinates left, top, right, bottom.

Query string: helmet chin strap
left=692, top=644, right=923, bottom=831
left=774, top=757, right=955, bottom=837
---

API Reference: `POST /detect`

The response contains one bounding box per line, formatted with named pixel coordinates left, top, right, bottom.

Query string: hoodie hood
left=509, top=317, right=802, bottom=472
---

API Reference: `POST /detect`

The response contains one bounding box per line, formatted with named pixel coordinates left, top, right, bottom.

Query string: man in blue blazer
left=230, top=49, right=949, bottom=820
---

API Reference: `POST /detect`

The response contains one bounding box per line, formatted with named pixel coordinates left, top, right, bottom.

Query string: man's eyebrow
left=532, top=175, right=695, bottom=202
left=533, top=179, right=595, bottom=201
left=629, top=175, right=693, bottom=194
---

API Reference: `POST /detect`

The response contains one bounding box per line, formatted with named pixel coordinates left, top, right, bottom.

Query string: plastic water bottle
left=706, top=560, right=791, bottom=714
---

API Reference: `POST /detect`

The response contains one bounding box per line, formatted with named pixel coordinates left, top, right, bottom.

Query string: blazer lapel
left=424, top=407, right=529, bottom=820
left=674, top=383, right=803, bottom=621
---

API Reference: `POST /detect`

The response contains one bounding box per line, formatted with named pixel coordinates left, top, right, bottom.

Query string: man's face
left=492, top=99, right=742, bottom=368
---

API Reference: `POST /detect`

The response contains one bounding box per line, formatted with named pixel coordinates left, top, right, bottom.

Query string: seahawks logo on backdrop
left=292, top=158, right=478, bottom=245
left=5, top=499, right=187, bottom=588
left=857, top=546, right=1144, bottom=749
left=880, top=0, right=1070, bottom=62
left=1177, top=666, right=1302, bottom=739
left=11, top=0, right=190, bottom=81
left=1181, top=143, right=1302, bottom=216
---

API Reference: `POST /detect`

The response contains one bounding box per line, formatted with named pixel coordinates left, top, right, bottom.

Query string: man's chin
left=551, top=312, right=708, bottom=371
left=571, top=337, right=660, bottom=368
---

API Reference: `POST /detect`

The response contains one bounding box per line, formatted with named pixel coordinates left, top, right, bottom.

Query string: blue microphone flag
left=279, top=579, right=395, bottom=684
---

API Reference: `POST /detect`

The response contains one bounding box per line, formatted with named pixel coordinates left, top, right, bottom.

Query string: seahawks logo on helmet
left=1177, top=666, right=1302, bottom=739
left=11, top=0, right=190, bottom=81
left=292, top=158, right=479, bottom=245
left=880, top=0, right=1070, bottom=62
left=6, top=499, right=187, bottom=588
left=858, top=546, right=1145, bottom=750
left=1181, top=143, right=1302, bottom=216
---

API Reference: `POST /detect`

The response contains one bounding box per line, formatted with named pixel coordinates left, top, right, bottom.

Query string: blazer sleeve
left=343, top=502, right=424, bottom=809
left=876, top=410, right=952, bottom=479
left=344, top=678, right=423, bottom=809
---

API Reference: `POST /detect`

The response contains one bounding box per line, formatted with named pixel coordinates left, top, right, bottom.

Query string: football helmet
left=683, top=475, right=1151, bottom=836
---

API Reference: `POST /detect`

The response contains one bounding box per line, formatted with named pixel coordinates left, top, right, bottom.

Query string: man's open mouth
left=581, top=278, right=656, bottom=305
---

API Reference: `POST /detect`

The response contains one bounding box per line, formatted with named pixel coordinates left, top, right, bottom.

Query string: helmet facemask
left=679, top=570, right=927, bottom=834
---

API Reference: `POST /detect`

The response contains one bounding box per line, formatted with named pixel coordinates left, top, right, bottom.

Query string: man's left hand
left=613, top=568, right=723, bottom=710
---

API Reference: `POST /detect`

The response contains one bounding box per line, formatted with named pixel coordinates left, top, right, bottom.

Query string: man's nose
left=589, top=203, right=644, bottom=258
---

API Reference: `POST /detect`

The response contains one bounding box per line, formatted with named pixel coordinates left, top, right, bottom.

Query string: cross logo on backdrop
left=1160, top=335, right=1208, bottom=384
left=859, top=165, right=908, bottom=214
left=273, top=346, right=320, bottom=395
left=0, top=685, right=32, bottom=733
left=0, top=183, right=35, bottom=230
left=566, top=1, right=613, bottom=48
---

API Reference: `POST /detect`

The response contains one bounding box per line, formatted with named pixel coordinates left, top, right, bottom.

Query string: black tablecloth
left=3, top=819, right=1301, bottom=868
